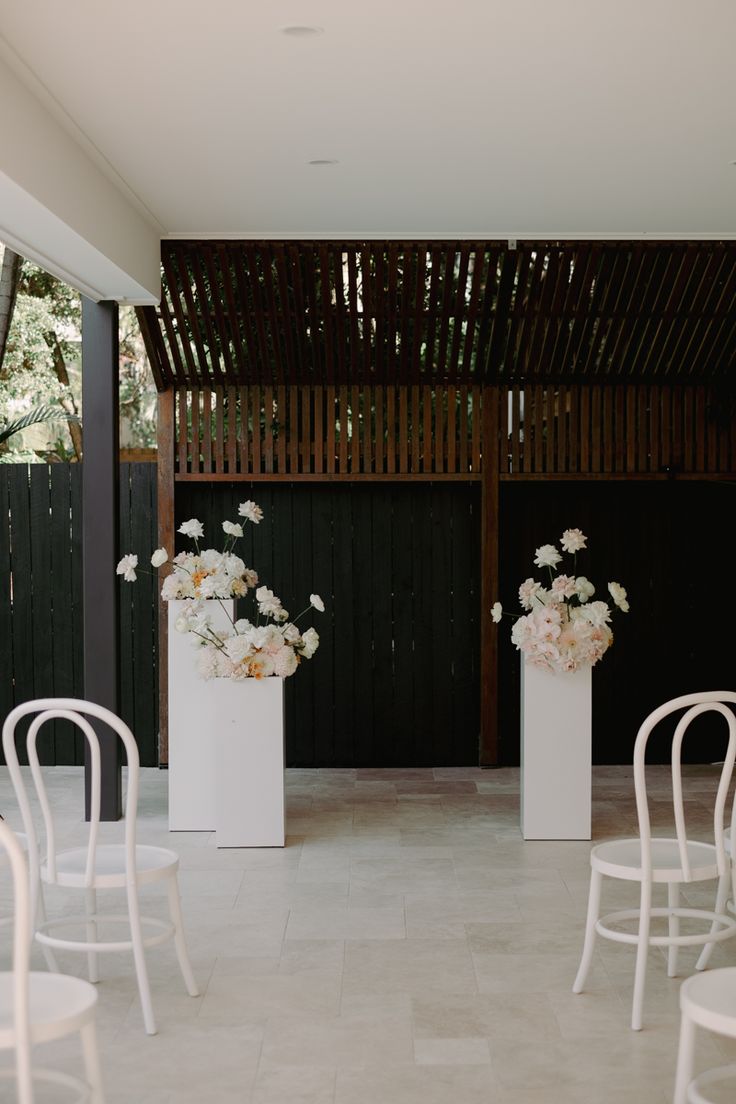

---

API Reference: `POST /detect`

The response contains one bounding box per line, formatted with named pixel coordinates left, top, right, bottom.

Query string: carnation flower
left=300, top=627, right=320, bottom=659
left=533, top=544, right=562, bottom=569
left=560, top=528, right=587, bottom=554
left=273, top=646, right=298, bottom=677
left=238, top=500, right=263, bottom=524
left=116, top=554, right=138, bottom=582
left=518, top=578, right=544, bottom=610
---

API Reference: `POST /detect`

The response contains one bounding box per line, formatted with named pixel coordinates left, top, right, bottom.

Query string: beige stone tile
left=286, top=905, right=406, bottom=940
left=251, top=1067, right=337, bottom=1104
left=260, top=1006, right=414, bottom=1068
left=343, top=939, right=478, bottom=998
left=335, top=1064, right=499, bottom=1103
left=412, top=992, right=561, bottom=1041
left=413, top=1037, right=490, bottom=1065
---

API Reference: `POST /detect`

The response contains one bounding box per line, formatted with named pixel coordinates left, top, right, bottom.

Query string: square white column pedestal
left=167, top=599, right=235, bottom=831
left=520, top=661, right=592, bottom=840
left=211, top=676, right=285, bottom=848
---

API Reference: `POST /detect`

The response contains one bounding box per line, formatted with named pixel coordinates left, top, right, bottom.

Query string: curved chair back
left=633, top=691, right=736, bottom=882
left=2, top=698, right=140, bottom=891
left=0, top=819, right=33, bottom=1100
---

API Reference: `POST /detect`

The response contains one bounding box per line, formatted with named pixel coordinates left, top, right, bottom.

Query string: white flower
left=310, top=593, right=325, bottom=613
left=533, top=544, right=562, bottom=569
left=224, top=635, right=254, bottom=664
left=518, top=578, right=543, bottom=610
left=560, top=528, right=587, bottom=554
left=174, top=616, right=190, bottom=633
left=283, top=623, right=300, bottom=643
left=575, top=576, right=595, bottom=603
left=579, top=601, right=612, bottom=628
left=273, top=646, right=298, bottom=677
left=116, top=554, right=138, bottom=582
left=238, top=500, right=263, bottom=524
left=222, top=520, right=244, bottom=538
left=300, top=627, right=320, bottom=659
left=491, top=602, right=502, bottom=623
left=179, top=518, right=204, bottom=540
left=608, top=581, right=630, bottom=613
left=150, top=548, right=168, bottom=568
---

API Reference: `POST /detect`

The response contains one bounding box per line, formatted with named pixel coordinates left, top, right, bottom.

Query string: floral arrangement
left=491, top=528, right=629, bottom=674
left=116, top=500, right=323, bottom=680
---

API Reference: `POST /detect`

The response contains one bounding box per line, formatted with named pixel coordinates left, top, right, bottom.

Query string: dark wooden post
left=157, top=389, right=175, bottom=765
left=82, top=298, right=121, bottom=819
left=480, top=385, right=499, bottom=765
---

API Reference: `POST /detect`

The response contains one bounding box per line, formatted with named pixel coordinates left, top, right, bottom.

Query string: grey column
left=82, top=297, right=122, bottom=820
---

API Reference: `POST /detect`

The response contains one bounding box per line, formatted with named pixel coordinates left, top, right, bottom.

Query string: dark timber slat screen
left=174, top=482, right=481, bottom=767
left=0, top=463, right=158, bottom=767
left=138, top=242, right=736, bottom=391
left=172, top=382, right=736, bottom=481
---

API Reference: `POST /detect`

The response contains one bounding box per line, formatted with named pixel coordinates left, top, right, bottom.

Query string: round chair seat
left=591, top=837, right=719, bottom=883
left=43, top=844, right=179, bottom=888
left=0, top=971, right=98, bottom=1047
left=680, top=967, right=736, bottom=1037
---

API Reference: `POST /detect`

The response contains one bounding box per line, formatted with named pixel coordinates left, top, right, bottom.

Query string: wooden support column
left=480, top=385, right=499, bottom=765
left=81, top=297, right=121, bottom=819
left=157, top=389, right=176, bottom=765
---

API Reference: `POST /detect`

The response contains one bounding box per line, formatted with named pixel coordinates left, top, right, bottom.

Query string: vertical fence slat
left=374, top=385, right=384, bottom=473
left=386, top=385, right=396, bottom=474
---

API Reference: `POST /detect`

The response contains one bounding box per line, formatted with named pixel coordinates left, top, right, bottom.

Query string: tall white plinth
left=167, top=599, right=235, bottom=831
left=212, top=677, right=285, bottom=848
left=520, top=661, right=592, bottom=840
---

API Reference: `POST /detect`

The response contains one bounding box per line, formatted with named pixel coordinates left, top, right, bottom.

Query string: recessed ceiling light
left=308, top=159, right=339, bottom=166
left=280, top=25, right=324, bottom=37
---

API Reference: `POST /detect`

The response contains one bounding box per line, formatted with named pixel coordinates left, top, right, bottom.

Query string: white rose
left=150, top=548, right=168, bottom=568
left=178, top=519, right=204, bottom=540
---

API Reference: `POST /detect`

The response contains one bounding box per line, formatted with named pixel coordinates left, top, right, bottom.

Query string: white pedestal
left=212, top=677, right=285, bottom=848
left=167, top=599, right=235, bottom=831
left=520, top=661, right=592, bottom=840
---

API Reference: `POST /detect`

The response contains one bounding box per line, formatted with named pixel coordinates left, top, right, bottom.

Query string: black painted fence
left=0, top=463, right=159, bottom=766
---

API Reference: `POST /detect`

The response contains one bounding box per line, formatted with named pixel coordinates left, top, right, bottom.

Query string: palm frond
left=0, top=404, right=80, bottom=445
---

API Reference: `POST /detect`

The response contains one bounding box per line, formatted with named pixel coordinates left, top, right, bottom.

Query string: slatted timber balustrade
left=173, top=383, right=736, bottom=481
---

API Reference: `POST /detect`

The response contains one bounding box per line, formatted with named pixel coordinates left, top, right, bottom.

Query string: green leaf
left=0, top=404, right=79, bottom=445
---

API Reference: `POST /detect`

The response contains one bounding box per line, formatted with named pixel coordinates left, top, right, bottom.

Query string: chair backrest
left=633, top=691, right=736, bottom=882
left=2, top=698, right=140, bottom=890
left=0, top=819, right=33, bottom=1095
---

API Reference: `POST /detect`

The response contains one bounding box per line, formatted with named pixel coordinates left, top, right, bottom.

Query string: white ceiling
left=1, top=0, right=735, bottom=241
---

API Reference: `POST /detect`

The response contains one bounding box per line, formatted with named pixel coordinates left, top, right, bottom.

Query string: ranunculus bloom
left=575, top=576, right=595, bottom=602
left=150, top=548, right=168, bottom=568
left=310, top=593, right=325, bottom=612
left=560, top=528, right=587, bottom=554
left=116, top=554, right=138, bottom=582
left=533, top=544, right=562, bottom=569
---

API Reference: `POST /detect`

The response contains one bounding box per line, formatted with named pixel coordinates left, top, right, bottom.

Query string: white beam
left=0, top=56, right=160, bottom=303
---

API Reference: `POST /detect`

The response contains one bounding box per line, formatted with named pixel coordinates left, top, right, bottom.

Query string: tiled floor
left=2, top=765, right=736, bottom=1103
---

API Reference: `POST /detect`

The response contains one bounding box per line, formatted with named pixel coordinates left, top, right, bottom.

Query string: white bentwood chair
left=673, top=967, right=736, bottom=1103
left=573, top=691, right=736, bottom=1031
left=0, top=818, right=104, bottom=1103
left=2, top=698, right=199, bottom=1036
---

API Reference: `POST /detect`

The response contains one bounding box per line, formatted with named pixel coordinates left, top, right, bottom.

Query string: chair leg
left=35, top=881, right=60, bottom=973
left=167, top=874, right=199, bottom=997
left=631, top=880, right=652, bottom=1031
left=573, top=867, right=603, bottom=994
left=14, top=1035, right=33, bottom=1104
left=80, top=1018, right=106, bottom=1104
left=86, top=887, right=99, bottom=984
left=695, top=871, right=730, bottom=972
left=667, top=882, right=680, bottom=978
left=672, top=1011, right=696, bottom=1104
left=125, top=881, right=157, bottom=1035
